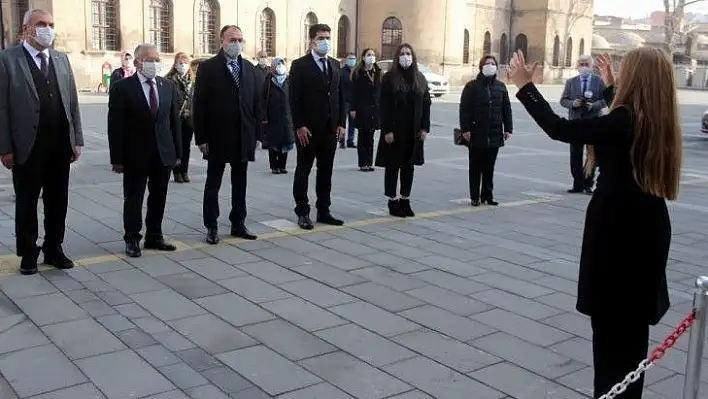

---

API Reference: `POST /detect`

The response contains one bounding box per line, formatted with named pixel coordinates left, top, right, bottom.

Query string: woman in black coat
left=459, top=55, right=513, bottom=206
left=350, top=48, right=382, bottom=171
left=261, top=57, right=295, bottom=174
left=375, top=43, right=431, bottom=218
left=165, top=52, right=195, bottom=183
left=509, top=49, right=682, bottom=399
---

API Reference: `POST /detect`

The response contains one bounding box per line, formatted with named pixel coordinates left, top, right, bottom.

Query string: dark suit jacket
left=517, top=83, right=670, bottom=325
left=192, top=51, right=261, bottom=163
left=559, top=74, right=607, bottom=120
left=288, top=53, right=347, bottom=135
left=0, top=44, right=83, bottom=165
left=107, top=74, right=182, bottom=170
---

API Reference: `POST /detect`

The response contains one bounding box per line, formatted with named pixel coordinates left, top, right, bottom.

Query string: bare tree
left=663, top=0, right=706, bottom=53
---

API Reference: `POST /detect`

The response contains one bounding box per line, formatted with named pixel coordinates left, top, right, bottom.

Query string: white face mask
left=315, top=39, right=331, bottom=55
left=482, top=64, right=497, bottom=77
left=176, top=63, right=189, bottom=75
left=275, top=64, right=286, bottom=75
left=141, top=61, right=160, bottom=79
left=399, top=54, right=413, bottom=69
left=364, top=55, right=376, bottom=65
left=224, top=42, right=242, bottom=58
left=121, top=59, right=132, bottom=68
left=258, top=58, right=267, bottom=66
left=34, top=26, right=56, bottom=49
left=579, top=66, right=592, bottom=75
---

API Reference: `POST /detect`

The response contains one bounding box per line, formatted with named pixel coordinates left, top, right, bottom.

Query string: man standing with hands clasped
left=108, top=43, right=182, bottom=258
left=560, top=54, right=606, bottom=194
left=289, top=23, right=347, bottom=230
left=0, top=9, right=84, bottom=275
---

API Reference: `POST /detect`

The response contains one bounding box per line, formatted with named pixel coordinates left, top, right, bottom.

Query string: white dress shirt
left=137, top=71, right=159, bottom=108
left=311, top=50, right=328, bottom=73
left=22, top=40, right=50, bottom=69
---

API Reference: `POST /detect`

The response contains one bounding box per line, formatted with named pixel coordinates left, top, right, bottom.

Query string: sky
left=594, top=0, right=708, bottom=18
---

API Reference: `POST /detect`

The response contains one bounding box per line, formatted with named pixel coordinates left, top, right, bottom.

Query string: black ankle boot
left=399, top=199, right=415, bottom=217
left=388, top=199, right=406, bottom=217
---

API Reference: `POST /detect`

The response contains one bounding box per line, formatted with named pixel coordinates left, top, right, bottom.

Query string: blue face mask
left=275, top=74, right=286, bottom=84
left=346, top=58, right=356, bottom=67
left=315, top=39, right=331, bottom=55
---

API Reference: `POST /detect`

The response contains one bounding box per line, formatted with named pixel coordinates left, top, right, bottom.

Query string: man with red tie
left=108, top=43, right=182, bottom=258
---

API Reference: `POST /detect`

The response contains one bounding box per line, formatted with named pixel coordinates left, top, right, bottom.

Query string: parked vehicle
left=377, top=60, right=450, bottom=97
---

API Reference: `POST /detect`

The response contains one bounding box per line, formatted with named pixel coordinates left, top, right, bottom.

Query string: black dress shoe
left=43, top=248, right=75, bottom=269
left=182, top=173, right=190, bottom=183
left=231, top=226, right=257, bottom=240
left=317, top=212, right=344, bottom=226
left=297, top=215, right=314, bottom=230
left=271, top=169, right=281, bottom=174
left=20, top=248, right=40, bottom=275
left=471, top=199, right=481, bottom=207
left=144, top=238, right=177, bottom=251
left=125, top=241, right=142, bottom=258
left=399, top=199, right=415, bottom=217
left=173, top=171, right=184, bottom=183
left=367, top=167, right=375, bottom=172
left=584, top=187, right=594, bottom=195
left=388, top=199, right=406, bottom=217
left=482, top=199, right=499, bottom=206
left=279, top=169, right=288, bottom=174
left=206, top=228, right=219, bottom=245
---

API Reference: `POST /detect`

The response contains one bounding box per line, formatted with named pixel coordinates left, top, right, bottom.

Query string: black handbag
left=453, top=128, right=466, bottom=146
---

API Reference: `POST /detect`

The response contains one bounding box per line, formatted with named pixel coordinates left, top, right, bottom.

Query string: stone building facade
left=1, top=0, right=593, bottom=89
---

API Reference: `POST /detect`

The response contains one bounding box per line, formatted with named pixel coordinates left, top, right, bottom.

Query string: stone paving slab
left=0, top=90, right=708, bottom=397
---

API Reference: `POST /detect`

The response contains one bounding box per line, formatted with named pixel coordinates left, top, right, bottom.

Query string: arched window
left=12, top=0, right=29, bottom=44
left=149, top=0, right=172, bottom=53
left=500, top=33, right=508, bottom=64
left=552, top=35, right=560, bottom=66
left=381, top=17, right=403, bottom=60
left=90, top=0, right=119, bottom=50
left=259, top=7, right=276, bottom=56
left=337, top=15, right=350, bottom=58
left=579, top=38, right=585, bottom=57
left=514, top=33, right=528, bottom=57
left=462, top=29, right=470, bottom=64
left=483, top=31, right=491, bottom=55
left=302, top=12, right=318, bottom=54
left=197, top=0, right=219, bottom=54
left=565, top=37, right=573, bottom=67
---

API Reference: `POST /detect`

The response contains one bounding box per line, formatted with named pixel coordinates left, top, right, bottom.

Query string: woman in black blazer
left=375, top=43, right=431, bottom=218
left=508, top=49, right=683, bottom=399
left=350, top=48, right=382, bottom=171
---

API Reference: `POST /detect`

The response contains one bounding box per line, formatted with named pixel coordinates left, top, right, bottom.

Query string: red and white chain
left=598, top=310, right=696, bottom=399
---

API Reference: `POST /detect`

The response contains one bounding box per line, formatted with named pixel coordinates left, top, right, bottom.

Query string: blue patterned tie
left=581, top=77, right=587, bottom=94
left=229, top=59, right=240, bottom=88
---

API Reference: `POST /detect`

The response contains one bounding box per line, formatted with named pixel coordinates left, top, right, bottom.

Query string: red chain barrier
left=650, top=310, right=696, bottom=362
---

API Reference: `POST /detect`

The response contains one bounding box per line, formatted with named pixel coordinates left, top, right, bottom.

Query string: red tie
left=148, top=80, right=158, bottom=117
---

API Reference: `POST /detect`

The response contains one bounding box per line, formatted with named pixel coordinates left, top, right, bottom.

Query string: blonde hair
left=585, top=47, right=682, bottom=200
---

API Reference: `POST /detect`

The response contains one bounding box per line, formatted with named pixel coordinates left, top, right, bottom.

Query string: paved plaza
left=0, top=86, right=707, bottom=398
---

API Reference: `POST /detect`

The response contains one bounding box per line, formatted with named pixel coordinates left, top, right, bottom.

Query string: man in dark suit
left=0, top=9, right=83, bottom=275
left=108, top=43, right=182, bottom=258
left=560, top=54, right=606, bottom=194
left=193, top=25, right=262, bottom=245
left=289, top=23, right=347, bottom=230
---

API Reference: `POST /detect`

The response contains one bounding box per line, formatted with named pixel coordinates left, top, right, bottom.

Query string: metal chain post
left=683, top=276, right=708, bottom=399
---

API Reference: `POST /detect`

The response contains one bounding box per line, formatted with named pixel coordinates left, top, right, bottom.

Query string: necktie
left=581, top=77, right=587, bottom=94
left=319, top=58, right=328, bottom=81
left=147, top=79, right=158, bottom=117
left=37, top=53, right=48, bottom=77
left=229, top=60, right=240, bottom=88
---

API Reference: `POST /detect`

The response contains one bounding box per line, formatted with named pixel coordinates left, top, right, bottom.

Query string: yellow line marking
left=0, top=197, right=559, bottom=277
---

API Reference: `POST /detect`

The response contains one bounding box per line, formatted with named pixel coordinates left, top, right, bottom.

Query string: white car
left=377, top=60, right=450, bottom=97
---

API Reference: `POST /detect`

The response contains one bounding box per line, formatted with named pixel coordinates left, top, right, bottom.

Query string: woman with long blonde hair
left=508, top=48, right=682, bottom=399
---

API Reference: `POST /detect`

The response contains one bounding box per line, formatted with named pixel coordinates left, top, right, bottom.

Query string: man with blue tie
left=560, top=54, right=607, bottom=194
left=108, top=43, right=182, bottom=257
left=193, top=25, right=262, bottom=245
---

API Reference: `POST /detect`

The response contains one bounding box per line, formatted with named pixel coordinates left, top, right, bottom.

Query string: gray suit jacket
left=560, top=74, right=607, bottom=120
left=0, top=44, right=83, bottom=165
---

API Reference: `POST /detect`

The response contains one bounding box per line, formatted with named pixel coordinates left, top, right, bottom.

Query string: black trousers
left=384, top=166, right=414, bottom=198
left=175, top=120, right=193, bottom=174
left=570, top=143, right=595, bottom=189
left=203, top=159, right=248, bottom=228
left=293, top=133, right=337, bottom=216
left=468, top=146, right=499, bottom=201
left=268, top=149, right=288, bottom=170
left=357, top=128, right=375, bottom=167
left=123, top=152, right=170, bottom=241
left=13, top=147, right=71, bottom=256
left=591, top=316, right=649, bottom=399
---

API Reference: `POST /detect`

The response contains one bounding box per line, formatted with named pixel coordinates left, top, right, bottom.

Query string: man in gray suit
left=560, top=54, right=606, bottom=194
left=0, top=9, right=83, bottom=275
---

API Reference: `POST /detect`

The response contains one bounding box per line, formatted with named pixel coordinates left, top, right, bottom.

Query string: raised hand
left=507, top=50, right=538, bottom=89
left=595, top=53, right=615, bottom=87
